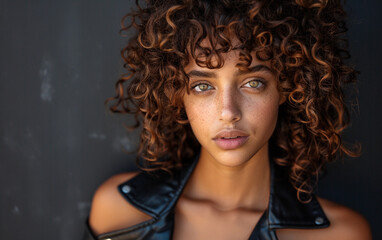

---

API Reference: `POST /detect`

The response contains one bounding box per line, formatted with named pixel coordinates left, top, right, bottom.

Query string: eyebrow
left=240, top=65, right=274, bottom=75
left=186, top=70, right=215, bottom=78
left=186, top=64, right=273, bottom=78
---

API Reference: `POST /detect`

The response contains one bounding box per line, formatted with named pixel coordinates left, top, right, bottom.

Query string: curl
left=108, top=0, right=359, bottom=201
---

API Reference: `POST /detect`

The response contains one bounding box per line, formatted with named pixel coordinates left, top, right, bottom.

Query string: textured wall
left=0, top=0, right=381, bottom=239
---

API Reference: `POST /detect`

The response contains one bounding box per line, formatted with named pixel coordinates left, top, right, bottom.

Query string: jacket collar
left=268, top=163, right=330, bottom=229
left=118, top=156, right=329, bottom=230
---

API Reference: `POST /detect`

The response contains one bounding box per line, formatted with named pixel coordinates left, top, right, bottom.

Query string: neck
left=184, top=145, right=270, bottom=212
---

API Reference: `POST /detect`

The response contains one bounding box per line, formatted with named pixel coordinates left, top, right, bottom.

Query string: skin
left=172, top=49, right=282, bottom=239
left=89, top=50, right=372, bottom=239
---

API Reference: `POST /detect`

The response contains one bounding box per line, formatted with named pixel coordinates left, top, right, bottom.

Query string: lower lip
left=214, top=136, right=249, bottom=150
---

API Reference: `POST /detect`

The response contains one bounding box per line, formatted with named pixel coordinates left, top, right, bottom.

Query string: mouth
left=213, top=129, right=249, bottom=150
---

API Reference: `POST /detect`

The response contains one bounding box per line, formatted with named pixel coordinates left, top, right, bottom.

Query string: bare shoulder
left=277, top=197, right=372, bottom=240
left=316, top=197, right=372, bottom=240
left=88, top=172, right=152, bottom=236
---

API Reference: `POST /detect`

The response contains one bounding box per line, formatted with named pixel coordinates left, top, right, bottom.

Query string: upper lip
left=213, top=129, right=249, bottom=139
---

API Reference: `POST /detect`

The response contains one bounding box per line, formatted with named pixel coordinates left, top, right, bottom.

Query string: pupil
left=200, top=84, right=207, bottom=90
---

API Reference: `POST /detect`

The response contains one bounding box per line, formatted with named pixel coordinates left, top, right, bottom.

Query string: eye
left=192, top=83, right=213, bottom=92
left=243, top=79, right=264, bottom=89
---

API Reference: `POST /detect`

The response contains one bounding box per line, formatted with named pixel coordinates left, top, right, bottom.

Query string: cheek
left=261, top=101, right=279, bottom=135
left=184, top=97, right=199, bottom=122
left=247, top=96, right=280, bottom=134
left=183, top=97, right=213, bottom=140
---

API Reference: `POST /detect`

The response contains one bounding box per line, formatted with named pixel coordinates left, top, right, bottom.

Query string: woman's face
left=183, top=50, right=283, bottom=167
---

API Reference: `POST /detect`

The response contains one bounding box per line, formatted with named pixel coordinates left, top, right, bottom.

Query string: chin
left=209, top=149, right=261, bottom=168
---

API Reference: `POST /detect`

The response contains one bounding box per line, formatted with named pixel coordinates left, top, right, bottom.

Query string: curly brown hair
left=108, top=0, right=359, bottom=202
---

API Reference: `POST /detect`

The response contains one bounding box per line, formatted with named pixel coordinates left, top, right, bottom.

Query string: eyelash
left=190, top=79, right=265, bottom=93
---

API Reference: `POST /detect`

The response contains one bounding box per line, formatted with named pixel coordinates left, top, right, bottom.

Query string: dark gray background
left=0, top=0, right=381, bottom=239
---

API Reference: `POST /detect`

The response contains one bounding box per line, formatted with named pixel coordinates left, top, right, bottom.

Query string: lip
left=213, top=129, right=249, bottom=150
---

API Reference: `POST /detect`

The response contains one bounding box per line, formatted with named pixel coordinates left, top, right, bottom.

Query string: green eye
left=245, top=80, right=263, bottom=89
left=249, top=80, right=259, bottom=88
left=193, top=83, right=212, bottom=92
left=198, top=84, right=209, bottom=91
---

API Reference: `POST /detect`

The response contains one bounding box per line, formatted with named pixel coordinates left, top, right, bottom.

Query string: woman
left=84, top=0, right=372, bottom=239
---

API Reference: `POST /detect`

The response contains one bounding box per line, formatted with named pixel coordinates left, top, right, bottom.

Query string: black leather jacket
left=83, top=158, right=329, bottom=240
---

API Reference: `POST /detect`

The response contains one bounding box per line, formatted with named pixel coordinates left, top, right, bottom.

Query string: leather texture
left=83, top=157, right=329, bottom=240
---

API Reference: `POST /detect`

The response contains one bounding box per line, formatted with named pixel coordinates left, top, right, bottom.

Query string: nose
left=217, top=87, right=242, bottom=124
